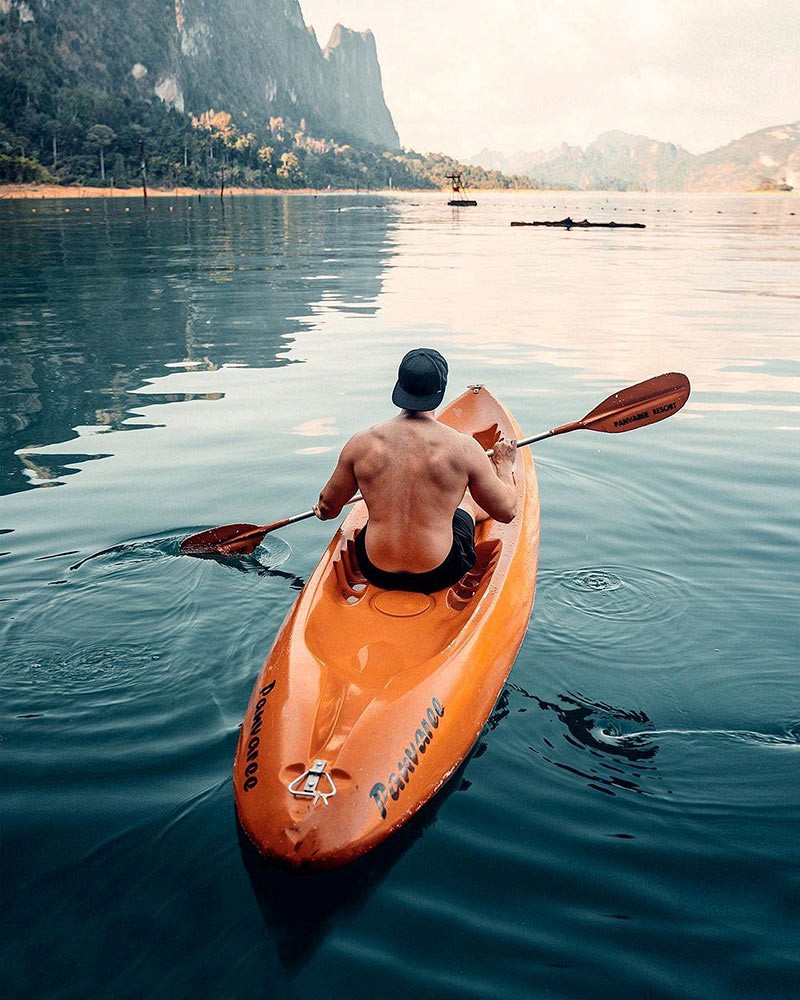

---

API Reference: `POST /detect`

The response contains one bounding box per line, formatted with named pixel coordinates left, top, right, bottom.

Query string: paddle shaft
left=488, top=423, right=579, bottom=455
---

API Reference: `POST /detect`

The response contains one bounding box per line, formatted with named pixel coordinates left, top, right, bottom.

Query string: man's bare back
left=315, top=408, right=517, bottom=573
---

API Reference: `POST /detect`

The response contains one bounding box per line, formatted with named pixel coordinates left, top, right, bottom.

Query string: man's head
left=392, top=348, right=449, bottom=412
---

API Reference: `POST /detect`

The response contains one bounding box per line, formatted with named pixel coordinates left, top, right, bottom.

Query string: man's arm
left=464, top=436, right=517, bottom=523
left=314, top=436, right=360, bottom=520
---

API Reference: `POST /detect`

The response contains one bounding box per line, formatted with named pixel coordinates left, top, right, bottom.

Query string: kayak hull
left=234, top=385, right=540, bottom=868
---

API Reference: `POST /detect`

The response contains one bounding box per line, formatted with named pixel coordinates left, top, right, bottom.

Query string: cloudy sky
left=300, top=0, right=799, bottom=158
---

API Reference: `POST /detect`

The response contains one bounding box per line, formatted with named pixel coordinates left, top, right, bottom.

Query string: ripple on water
left=532, top=564, right=693, bottom=656
left=3, top=642, right=174, bottom=699
left=595, top=720, right=800, bottom=810
left=1, top=531, right=297, bottom=707
left=551, top=565, right=688, bottom=622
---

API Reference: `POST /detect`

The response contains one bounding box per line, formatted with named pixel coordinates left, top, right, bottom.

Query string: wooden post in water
left=139, top=139, right=148, bottom=203
left=220, top=163, right=225, bottom=202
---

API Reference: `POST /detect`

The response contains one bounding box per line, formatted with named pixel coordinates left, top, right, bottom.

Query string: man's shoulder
left=343, top=425, right=373, bottom=450
left=344, top=422, right=387, bottom=455
left=431, top=422, right=487, bottom=472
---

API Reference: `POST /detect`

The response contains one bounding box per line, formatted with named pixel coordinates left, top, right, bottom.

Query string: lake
left=1, top=190, right=798, bottom=999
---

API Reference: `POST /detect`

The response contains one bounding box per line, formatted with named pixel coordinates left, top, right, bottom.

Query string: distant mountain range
left=469, top=122, right=800, bottom=192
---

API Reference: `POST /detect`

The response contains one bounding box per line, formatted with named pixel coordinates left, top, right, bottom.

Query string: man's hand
left=491, top=438, right=518, bottom=471
left=466, top=435, right=518, bottom=523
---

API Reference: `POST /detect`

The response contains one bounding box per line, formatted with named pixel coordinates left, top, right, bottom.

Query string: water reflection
left=511, top=684, right=661, bottom=797
left=0, top=196, right=397, bottom=495
left=240, top=750, right=476, bottom=972
left=382, top=191, right=799, bottom=414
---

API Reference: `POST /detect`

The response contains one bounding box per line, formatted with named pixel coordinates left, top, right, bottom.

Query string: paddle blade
left=180, top=523, right=265, bottom=556
left=581, top=372, right=690, bottom=434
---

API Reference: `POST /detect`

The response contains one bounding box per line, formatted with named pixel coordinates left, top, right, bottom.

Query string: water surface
left=1, top=191, right=798, bottom=999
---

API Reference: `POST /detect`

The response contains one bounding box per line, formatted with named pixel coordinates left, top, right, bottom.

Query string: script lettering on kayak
left=369, top=697, right=445, bottom=820
left=241, top=680, right=276, bottom=793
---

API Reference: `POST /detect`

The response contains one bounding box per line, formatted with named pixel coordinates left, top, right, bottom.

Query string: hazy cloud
left=300, top=0, right=799, bottom=156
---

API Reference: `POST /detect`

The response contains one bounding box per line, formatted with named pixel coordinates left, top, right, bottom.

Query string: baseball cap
left=391, top=348, right=449, bottom=411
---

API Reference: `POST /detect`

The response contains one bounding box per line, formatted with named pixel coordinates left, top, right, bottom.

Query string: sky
left=300, top=0, right=800, bottom=159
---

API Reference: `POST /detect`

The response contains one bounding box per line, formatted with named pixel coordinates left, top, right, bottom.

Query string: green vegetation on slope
left=0, top=6, right=536, bottom=191
left=0, top=90, right=537, bottom=192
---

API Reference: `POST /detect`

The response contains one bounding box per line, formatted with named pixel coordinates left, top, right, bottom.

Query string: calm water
left=1, top=191, right=798, bottom=999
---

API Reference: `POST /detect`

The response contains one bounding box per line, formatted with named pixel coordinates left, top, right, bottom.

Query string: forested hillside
left=0, top=0, right=535, bottom=192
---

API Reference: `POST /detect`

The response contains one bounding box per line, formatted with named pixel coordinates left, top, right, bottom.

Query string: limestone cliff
left=686, top=122, right=799, bottom=192
left=0, top=0, right=400, bottom=150
left=322, top=24, right=398, bottom=152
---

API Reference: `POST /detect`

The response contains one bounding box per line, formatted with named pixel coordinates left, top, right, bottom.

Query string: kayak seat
left=305, top=536, right=503, bottom=678
left=447, top=539, right=502, bottom=611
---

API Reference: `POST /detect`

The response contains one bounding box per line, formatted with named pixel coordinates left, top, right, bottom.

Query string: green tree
left=277, top=151, right=303, bottom=184
left=86, top=124, right=115, bottom=181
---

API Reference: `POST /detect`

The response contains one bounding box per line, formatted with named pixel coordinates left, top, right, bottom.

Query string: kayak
left=233, top=385, right=540, bottom=868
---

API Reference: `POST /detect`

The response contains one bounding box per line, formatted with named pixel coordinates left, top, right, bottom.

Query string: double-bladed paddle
left=180, top=371, right=690, bottom=556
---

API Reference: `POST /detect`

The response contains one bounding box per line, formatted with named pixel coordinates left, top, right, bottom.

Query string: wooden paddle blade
left=581, top=372, right=690, bottom=434
left=180, top=508, right=321, bottom=557
left=180, top=523, right=264, bottom=555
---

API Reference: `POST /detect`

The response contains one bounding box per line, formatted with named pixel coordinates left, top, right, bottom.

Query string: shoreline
left=0, top=183, right=393, bottom=200
left=1, top=183, right=794, bottom=201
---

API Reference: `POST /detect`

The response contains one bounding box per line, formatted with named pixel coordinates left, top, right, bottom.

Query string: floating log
left=449, top=199, right=478, bottom=207
left=511, top=216, right=645, bottom=229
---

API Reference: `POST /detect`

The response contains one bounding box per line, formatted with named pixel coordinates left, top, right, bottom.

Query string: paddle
left=180, top=503, right=361, bottom=557
left=179, top=371, right=690, bottom=556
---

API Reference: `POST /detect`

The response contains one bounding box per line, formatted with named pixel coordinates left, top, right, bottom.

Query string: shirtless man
left=313, top=348, right=518, bottom=594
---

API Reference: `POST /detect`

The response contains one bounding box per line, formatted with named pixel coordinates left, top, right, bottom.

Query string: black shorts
left=354, top=508, right=476, bottom=595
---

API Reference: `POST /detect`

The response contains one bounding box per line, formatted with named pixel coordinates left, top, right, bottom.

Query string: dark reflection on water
left=511, top=683, right=661, bottom=797
left=239, top=757, right=472, bottom=974
left=0, top=196, right=396, bottom=495
left=68, top=532, right=303, bottom=587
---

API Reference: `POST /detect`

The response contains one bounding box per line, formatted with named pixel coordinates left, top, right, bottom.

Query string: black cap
left=392, top=348, right=449, bottom=411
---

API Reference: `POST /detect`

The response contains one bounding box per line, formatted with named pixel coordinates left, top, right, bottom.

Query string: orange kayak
left=234, top=385, right=541, bottom=868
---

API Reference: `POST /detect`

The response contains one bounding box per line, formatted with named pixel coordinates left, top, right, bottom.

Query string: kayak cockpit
left=303, top=522, right=503, bottom=680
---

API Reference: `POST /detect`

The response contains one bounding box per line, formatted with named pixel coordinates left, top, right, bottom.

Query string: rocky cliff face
left=2, top=0, right=400, bottom=149
left=321, top=24, right=398, bottom=152
left=470, top=122, right=799, bottom=192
